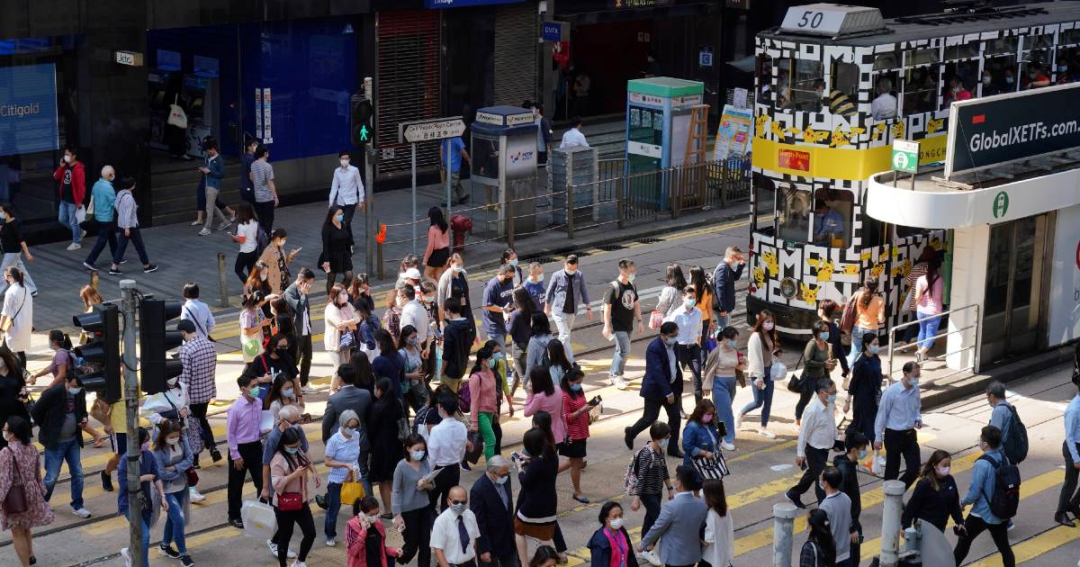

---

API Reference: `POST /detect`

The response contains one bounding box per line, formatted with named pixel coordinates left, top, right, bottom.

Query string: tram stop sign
left=892, top=140, right=919, bottom=174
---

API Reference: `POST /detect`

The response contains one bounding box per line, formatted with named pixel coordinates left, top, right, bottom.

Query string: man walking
left=240, top=139, right=258, bottom=204
left=177, top=319, right=221, bottom=467
left=1055, top=372, right=1080, bottom=526
left=787, top=377, right=838, bottom=508
left=440, top=136, right=472, bottom=206
left=321, top=364, right=372, bottom=495
left=428, top=395, right=468, bottom=512
left=953, top=426, right=1016, bottom=567
left=226, top=374, right=265, bottom=529
left=109, top=177, right=158, bottom=275
left=666, top=286, right=704, bottom=403
left=603, top=259, right=642, bottom=390
left=284, top=268, right=316, bottom=394
left=482, top=264, right=516, bottom=350
left=625, top=322, right=683, bottom=458
left=32, top=373, right=92, bottom=518
left=818, top=466, right=856, bottom=567
left=442, top=297, right=476, bottom=394
left=712, top=246, right=744, bottom=329
left=180, top=282, right=215, bottom=340
left=329, top=150, right=366, bottom=233
left=544, top=254, right=592, bottom=363
left=874, top=361, right=923, bottom=489
left=470, top=456, right=516, bottom=567
left=559, top=118, right=589, bottom=149
left=197, top=140, right=231, bottom=236
left=534, top=105, right=553, bottom=166
left=636, top=465, right=707, bottom=566
left=53, top=145, right=85, bottom=250
left=834, top=433, right=868, bottom=562
left=251, top=144, right=279, bottom=233
left=432, top=486, right=480, bottom=567
left=82, top=165, right=118, bottom=272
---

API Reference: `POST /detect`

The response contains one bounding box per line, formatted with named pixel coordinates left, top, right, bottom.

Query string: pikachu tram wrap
left=746, top=2, right=1080, bottom=335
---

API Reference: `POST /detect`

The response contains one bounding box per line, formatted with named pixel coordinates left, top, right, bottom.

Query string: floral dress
left=0, top=443, right=54, bottom=530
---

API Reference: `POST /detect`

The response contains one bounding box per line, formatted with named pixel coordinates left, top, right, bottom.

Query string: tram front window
left=777, top=187, right=811, bottom=243
left=812, top=189, right=853, bottom=248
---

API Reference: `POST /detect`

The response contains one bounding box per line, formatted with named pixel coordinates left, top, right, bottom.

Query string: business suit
left=322, top=384, right=373, bottom=494
left=284, top=282, right=314, bottom=386
left=626, top=337, right=683, bottom=452
left=639, top=492, right=707, bottom=567
left=470, top=473, right=517, bottom=567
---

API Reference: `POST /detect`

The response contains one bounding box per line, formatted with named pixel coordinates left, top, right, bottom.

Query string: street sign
left=542, top=22, right=563, bottom=42
left=115, top=51, right=143, bottom=67
left=399, top=117, right=467, bottom=144
left=892, top=139, right=919, bottom=173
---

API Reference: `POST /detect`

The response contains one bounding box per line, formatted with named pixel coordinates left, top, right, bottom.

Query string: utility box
left=550, top=146, right=598, bottom=226
left=471, top=105, right=539, bottom=236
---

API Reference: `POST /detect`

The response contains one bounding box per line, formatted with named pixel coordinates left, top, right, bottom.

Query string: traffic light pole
left=362, top=77, right=376, bottom=278
left=120, top=279, right=144, bottom=566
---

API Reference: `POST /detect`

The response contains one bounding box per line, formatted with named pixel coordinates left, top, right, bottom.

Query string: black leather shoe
left=229, top=518, right=245, bottom=529
left=1055, top=512, right=1075, bottom=527
left=623, top=428, right=634, bottom=450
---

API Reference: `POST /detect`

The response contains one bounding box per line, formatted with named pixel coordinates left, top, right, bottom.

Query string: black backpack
left=1001, top=404, right=1029, bottom=464
left=255, top=227, right=271, bottom=256
left=979, top=453, right=1021, bottom=520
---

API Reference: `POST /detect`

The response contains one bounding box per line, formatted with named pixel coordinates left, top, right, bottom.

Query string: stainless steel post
left=880, top=480, right=907, bottom=567
left=772, top=502, right=798, bottom=567
left=120, top=279, right=143, bottom=565
left=412, top=143, right=418, bottom=256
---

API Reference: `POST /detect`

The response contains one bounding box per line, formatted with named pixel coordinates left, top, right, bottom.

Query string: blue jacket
left=588, top=526, right=639, bottom=567
left=204, top=154, right=225, bottom=189
left=470, top=472, right=515, bottom=558
left=962, top=448, right=1006, bottom=524
left=681, top=420, right=719, bottom=466
left=118, top=449, right=159, bottom=524
left=152, top=437, right=194, bottom=490
left=640, top=492, right=707, bottom=566
left=91, top=178, right=116, bottom=222
left=640, top=337, right=682, bottom=402
left=712, top=261, right=744, bottom=314
left=544, top=269, right=590, bottom=315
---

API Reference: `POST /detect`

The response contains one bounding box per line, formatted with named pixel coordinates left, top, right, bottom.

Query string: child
left=347, top=496, right=402, bottom=567
left=239, top=292, right=265, bottom=362
left=524, top=262, right=545, bottom=310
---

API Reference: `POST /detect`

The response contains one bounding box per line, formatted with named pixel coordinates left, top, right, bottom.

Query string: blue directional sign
left=543, top=22, right=562, bottom=42
left=0, top=64, right=59, bottom=157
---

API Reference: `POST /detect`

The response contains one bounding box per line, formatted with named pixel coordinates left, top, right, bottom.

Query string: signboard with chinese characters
left=399, top=117, right=467, bottom=144
left=255, top=89, right=263, bottom=139
left=262, top=88, right=273, bottom=144
left=891, top=140, right=919, bottom=174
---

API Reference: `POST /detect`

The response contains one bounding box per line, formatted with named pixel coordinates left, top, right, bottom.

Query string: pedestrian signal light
left=73, top=303, right=121, bottom=402
left=352, top=96, right=374, bottom=147
left=139, top=299, right=185, bottom=395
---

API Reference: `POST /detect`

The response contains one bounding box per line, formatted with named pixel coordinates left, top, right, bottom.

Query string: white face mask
left=530, top=274, right=544, bottom=284
left=609, top=517, right=624, bottom=530
left=340, top=159, right=350, bottom=168
left=936, top=466, right=950, bottom=477
left=166, top=437, right=180, bottom=446
left=2, top=432, right=12, bottom=443
left=763, top=321, right=774, bottom=331
left=64, top=154, right=73, bottom=164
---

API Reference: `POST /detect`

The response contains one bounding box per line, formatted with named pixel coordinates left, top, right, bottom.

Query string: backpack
left=623, top=447, right=649, bottom=494
left=979, top=453, right=1021, bottom=520
left=254, top=226, right=271, bottom=256
left=839, top=293, right=860, bottom=334
left=1001, top=404, right=1029, bottom=464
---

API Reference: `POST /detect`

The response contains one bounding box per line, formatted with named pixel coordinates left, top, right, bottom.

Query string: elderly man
left=260, top=404, right=309, bottom=560
left=470, top=456, right=516, bottom=567
left=432, top=485, right=481, bottom=567
left=82, top=165, right=119, bottom=271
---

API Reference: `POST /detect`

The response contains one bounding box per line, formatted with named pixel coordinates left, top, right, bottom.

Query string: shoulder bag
left=167, top=94, right=189, bottom=129
left=0, top=287, right=27, bottom=333
left=785, top=352, right=807, bottom=393
left=2, top=450, right=28, bottom=514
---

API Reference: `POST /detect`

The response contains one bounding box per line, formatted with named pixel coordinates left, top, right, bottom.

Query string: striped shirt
left=179, top=337, right=217, bottom=404
left=563, top=391, right=590, bottom=441
left=629, top=446, right=670, bottom=496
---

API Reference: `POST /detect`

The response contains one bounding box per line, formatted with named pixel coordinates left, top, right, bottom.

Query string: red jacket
left=346, top=516, right=401, bottom=567
left=53, top=161, right=86, bottom=205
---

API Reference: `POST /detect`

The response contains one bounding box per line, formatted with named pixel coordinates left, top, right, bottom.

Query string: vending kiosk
left=470, top=105, right=539, bottom=235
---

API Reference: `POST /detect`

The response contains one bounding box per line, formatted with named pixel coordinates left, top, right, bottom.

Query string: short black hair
left=375, top=377, right=393, bottom=396
left=64, top=145, right=78, bottom=156
left=660, top=321, right=678, bottom=336
left=339, top=150, right=351, bottom=159
left=119, top=176, right=136, bottom=190
left=437, top=394, right=458, bottom=416
left=182, top=282, right=200, bottom=299
left=337, top=363, right=357, bottom=386
left=903, top=361, right=919, bottom=375
left=822, top=466, right=842, bottom=489
left=445, top=297, right=461, bottom=315
left=566, top=254, right=579, bottom=265
left=237, top=374, right=257, bottom=389
left=676, top=465, right=702, bottom=491
left=255, top=144, right=269, bottom=159
left=845, top=431, right=869, bottom=452
left=4, top=415, right=31, bottom=445
left=271, top=228, right=288, bottom=239
left=597, top=501, right=623, bottom=525
left=618, top=259, right=635, bottom=271
left=298, top=267, right=316, bottom=281
left=204, top=140, right=218, bottom=152
left=985, top=381, right=1006, bottom=399
left=649, top=421, right=671, bottom=441
left=981, top=425, right=1002, bottom=449
left=572, top=116, right=584, bottom=127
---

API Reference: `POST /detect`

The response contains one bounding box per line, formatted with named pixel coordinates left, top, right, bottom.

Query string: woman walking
left=795, top=321, right=836, bottom=425
left=325, top=284, right=360, bottom=373
left=324, top=410, right=362, bottom=547
left=265, top=374, right=302, bottom=424
left=799, top=509, right=836, bottom=567
left=0, top=351, right=29, bottom=452
left=1, top=267, right=33, bottom=366
left=681, top=399, right=722, bottom=467
left=391, top=434, right=434, bottom=567
left=818, top=299, right=850, bottom=386
left=514, top=428, right=561, bottom=567
left=108, top=177, right=158, bottom=276
left=703, top=326, right=745, bottom=451
left=702, top=479, right=735, bottom=567
left=0, top=416, right=54, bottom=567
left=738, top=311, right=780, bottom=439
left=151, top=420, right=195, bottom=566
left=422, top=207, right=450, bottom=282
left=587, top=502, right=637, bottom=567
left=371, top=330, right=405, bottom=401
left=270, top=427, right=319, bottom=567
left=140, top=365, right=205, bottom=502
left=468, top=347, right=499, bottom=461
left=546, top=339, right=573, bottom=390
left=239, top=293, right=267, bottom=362
left=0, top=203, right=36, bottom=297
left=398, top=325, right=426, bottom=409
left=321, top=207, right=354, bottom=295
left=502, top=248, right=524, bottom=285
left=229, top=203, right=260, bottom=285
left=560, top=367, right=595, bottom=503
left=244, top=261, right=276, bottom=329
left=346, top=496, right=402, bottom=567
left=845, top=332, right=883, bottom=444
left=367, top=378, right=403, bottom=516
left=524, top=368, right=566, bottom=450
left=258, top=228, right=300, bottom=295
left=524, top=314, right=555, bottom=391
left=846, top=276, right=885, bottom=368
left=901, top=449, right=964, bottom=533
left=506, top=288, right=534, bottom=394
left=654, top=264, right=687, bottom=322
left=356, top=300, right=381, bottom=363
left=689, top=265, right=716, bottom=344
left=914, top=256, right=944, bottom=362
left=349, top=274, right=375, bottom=316
left=437, top=253, right=472, bottom=324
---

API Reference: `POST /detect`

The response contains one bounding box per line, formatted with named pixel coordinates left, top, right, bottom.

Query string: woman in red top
left=560, top=367, right=597, bottom=504
left=346, top=496, right=402, bottom=567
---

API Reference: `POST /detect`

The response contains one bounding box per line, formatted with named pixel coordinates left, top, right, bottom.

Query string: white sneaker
left=190, top=220, right=202, bottom=226
left=121, top=548, right=132, bottom=567
left=267, top=539, right=296, bottom=558
left=66, top=242, right=82, bottom=251
left=291, top=562, right=307, bottom=567
left=720, top=441, right=736, bottom=452
left=301, top=385, right=317, bottom=395
left=759, top=428, right=776, bottom=439
left=612, top=376, right=629, bottom=390
left=72, top=506, right=92, bottom=518
left=735, top=413, right=743, bottom=430
left=638, top=549, right=662, bottom=567
left=189, top=486, right=206, bottom=502
left=197, top=228, right=211, bottom=236
left=217, top=220, right=233, bottom=231
left=325, top=538, right=336, bottom=547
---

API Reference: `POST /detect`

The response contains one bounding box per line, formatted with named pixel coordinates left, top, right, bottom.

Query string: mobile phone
left=589, top=395, right=602, bottom=406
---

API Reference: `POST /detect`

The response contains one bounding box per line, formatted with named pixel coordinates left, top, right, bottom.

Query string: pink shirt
left=468, top=368, right=499, bottom=427
left=916, top=274, right=944, bottom=315
left=423, top=225, right=450, bottom=265
left=524, top=386, right=566, bottom=443
left=226, top=394, right=263, bottom=459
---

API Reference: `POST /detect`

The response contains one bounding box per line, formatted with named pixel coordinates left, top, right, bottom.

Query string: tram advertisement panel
left=946, top=82, right=1080, bottom=178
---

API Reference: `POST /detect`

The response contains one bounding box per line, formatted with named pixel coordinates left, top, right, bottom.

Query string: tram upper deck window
left=828, top=62, right=858, bottom=117
left=776, top=186, right=812, bottom=243
left=902, top=65, right=940, bottom=114
left=812, top=188, right=852, bottom=248
left=983, top=37, right=1019, bottom=95
left=1021, top=33, right=1053, bottom=89
left=1055, top=47, right=1080, bottom=84
left=777, top=58, right=824, bottom=112
left=871, top=75, right=898, bottom=120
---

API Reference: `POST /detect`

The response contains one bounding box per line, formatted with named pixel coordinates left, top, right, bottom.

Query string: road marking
left=967, top=524, right=1080, bottom=566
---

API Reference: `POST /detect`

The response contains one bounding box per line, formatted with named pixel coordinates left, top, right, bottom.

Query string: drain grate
left=535, top=257, right=559, bottom=264
left=635, top=237, right=663, bottom=244
left=573, top=251, right=591, bottom=258
left=597, top=244, right=624, bottom=252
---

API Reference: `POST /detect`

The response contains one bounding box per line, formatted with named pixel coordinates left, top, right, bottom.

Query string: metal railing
left=886, top=304, right=981, bottom=381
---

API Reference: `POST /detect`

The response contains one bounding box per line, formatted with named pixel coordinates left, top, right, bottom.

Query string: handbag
left=786, top=353, right=806, bottom=393
left=2, top=451, right=28, bottom=514
left=648, top=310, right=664, bottom=331
left=168, top=95, right=189, bottom=129
left=465, top=430, right=485, bottom=465
left=691, top=453, right=730, bottom=481
left=396, top=400, right=411, bottom=442
left=74, top=205, right=87, bottom=224
left=185, top=467, right=199, bottom=487
left=340, top=471, right=366, bottom=506
left=337, top=327, right=356, bottom=351
left=277, top=492, right=303, bottom=512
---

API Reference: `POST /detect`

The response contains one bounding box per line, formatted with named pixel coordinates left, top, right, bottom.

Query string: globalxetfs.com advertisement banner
left=0, top=64, right=59, bottom=157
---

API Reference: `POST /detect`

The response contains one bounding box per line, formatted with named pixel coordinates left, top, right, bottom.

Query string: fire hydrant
left=450, top=214, right=473, bottom=256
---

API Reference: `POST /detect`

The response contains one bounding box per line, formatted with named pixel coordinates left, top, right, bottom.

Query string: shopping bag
left=871, top=452, right=887, bottom=476
left=241, top=500, right=277, bottom=539
left=74, top=205, right=87, bottom=224
left=648, top=310, right=664, bottom=331
left=340, top=481, right=366, bottom=507
left=168, top=95, right=189, bottom=129
left=241, top=334, right=262, bottom=363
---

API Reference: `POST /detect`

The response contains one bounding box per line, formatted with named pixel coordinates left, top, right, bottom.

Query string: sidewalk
left=26, top=175, right=748, bottom=333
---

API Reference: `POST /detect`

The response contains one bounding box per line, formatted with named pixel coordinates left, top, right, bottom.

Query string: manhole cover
left=636, top=237, right=662, bottom=244
left=597, top=244, right=624, bottom=252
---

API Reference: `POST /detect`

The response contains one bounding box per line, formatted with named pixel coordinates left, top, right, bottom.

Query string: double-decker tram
left=746, top=1, right=1080, bottom=335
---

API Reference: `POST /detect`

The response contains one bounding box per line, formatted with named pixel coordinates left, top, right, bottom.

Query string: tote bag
left=167, top=95, right=188, bottom=129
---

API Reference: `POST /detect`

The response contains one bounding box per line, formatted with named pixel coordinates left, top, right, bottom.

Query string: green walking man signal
left=351, top=96, right=374, bottom=147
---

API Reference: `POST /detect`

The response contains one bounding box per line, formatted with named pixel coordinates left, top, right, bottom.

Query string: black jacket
left=470, top=472, right=515, bottom=557
left=833, top=454, right=863, bottom=533
left=31, top=383, right=87, bottom=449
left=442, top=317, right=475, bottom=380
left=901, top=474, right=963, bottom=532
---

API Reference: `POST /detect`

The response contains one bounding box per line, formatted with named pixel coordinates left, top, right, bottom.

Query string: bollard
left=90, top=270, right=99, bottom=291
left=879, top=480, right=907, bottom=567
left=217, top=253, right=229, bottom=308
left=772, top=502, right=799, bottom=567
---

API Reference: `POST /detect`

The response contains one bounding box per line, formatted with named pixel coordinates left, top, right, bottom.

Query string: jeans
left=710, top=377, right=737, bottom=444
left=254, top=200, right=276, bottom=233
left=953, top=514, right=1015, bottom=567
left=43, top=438, right=84, bottom=508
left=675, top=343, right=703, bottom=402
left=478, top=412, right=497, bottom=461
left=113, top=227, right=150, bottom=266
left=916, top=310, right=941, bottom=351
left=883, top=428, right=921, bottom=489
left=0, top=253, right=36, bottom=294
left=714, top=310, right=729, bottom=331
left=162, top=489, right=189, bottom=554
left=235, top=250, right=259, bottom=284
left=324, top=482, right=342, bottom=540
left=399, top=506, right=434, bottom=566
left=58, top=200, right=81, bottom=243
left=83, top=221, right=118, bottom=266
left=552, top=311, right=576, bottom=362
left=739, top=365, right=774, bottom=428
left=848, top=326, right=876, bottom=368
left=126, top=512, right=151, bottom=567
left=610, top=331, right=631, bottom=378
left=639, top=492, right=663, bottom=541
left=511, top=341, right=528, bottom=393
left=275, top=503, right=316, bottom=566
left=1058, top=441, right=1080, bottom=514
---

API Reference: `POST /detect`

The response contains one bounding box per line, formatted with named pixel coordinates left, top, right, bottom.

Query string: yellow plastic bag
left=340, top=481, right=366, bottom=507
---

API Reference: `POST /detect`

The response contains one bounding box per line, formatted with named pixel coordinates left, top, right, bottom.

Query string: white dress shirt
left=665, top=305, right=702, bottom=345
left=871, top=92, right=897, bottom=120
left=329, top=164, right=365, bottom=206
left=401, top=299, right=430, bottom=344
left=797, top=395, right=837, bottom=457
left=559, top=127, right=589, bottom=149
left=428, top=417, right=468, bottom=467
left=431, top=508, right=480, bottom=565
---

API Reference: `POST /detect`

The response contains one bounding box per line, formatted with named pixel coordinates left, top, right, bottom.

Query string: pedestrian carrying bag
left=648, top=309, right=664, bottom=331
left=241, top=500, right=277, bottom=539
left=785, top=353, right=806, bottom=393
left=692, top=453, right=730, bottom=481
left=278, top=491, right=304, bottom=512
left=1002, top=404, right=1029, bottom=464
left=465, top=430, right=485, bottom=465
left=980, top=453, right=1021, bottom=520
left=2, top=451, right=28, bottom=514
left=623, top=446, right=651, bottom=494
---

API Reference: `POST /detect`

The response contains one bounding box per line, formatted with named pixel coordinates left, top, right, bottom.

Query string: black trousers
left=188, top=402, right=216, bottom=453
left=84, top=222, right=117, bottom=266
left=429, top=465, right=461, bottom=513
left=274, top=503, right=316, bottom=567
left=113, top=227, right=150, bottom=266
left=492, top=419, right=503, bottom=456
left=794, top=377, right=819, bottom=422
left=627, top=386, right=683, bottom=447
left=675, top=343, right=703, bottom=403
left=298, top=334, right=313, bottom=386
left=254, top=200, right=275, bottom=233
left=1058, top=441, right=1080, bottom=514
left=953, top=514, right=1014, bottom=567
left=399, top=505, right=433, bottom=567
left=790, top=445, right=828, bottom=503
left=884, top=428, right=921, bottom=489
left=227, top=441, right=264, bottom=520
left=235, top=250, right=259, bottom=285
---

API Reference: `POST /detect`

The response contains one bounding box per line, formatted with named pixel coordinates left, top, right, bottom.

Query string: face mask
left=285, top=446, right=299, bottom=455
left=818, top=480, right=827, bottom=491
left=726, top=339, right=737, bottom=348
left=530, top=274, right=544, bottom=284
left=509, top=258, right=519, bottom=267
left=684, top=298, right=696, bottom=308
left=343, top=427, right=358, bottom=438
left=982, top=76, right=991, bottom=85
left=565, top=268, right=577, bottom=275
left=64, top=155, right=73, bottom=164
left=495, top=474, right=508, bottom=485
left=951, top=86, right=960, bottom=93
left=609, top=518, right=624, bottom=530
left=763, top=321, right=774, bottom=331
left=659, top=438, right=669, bottom=450
left=407, top=337, right=419, bottom=347
left=827, top=393, right=837, bottom=405
left=627, top=274, right=636, bottom=283
left=819, top=331, right=830, bottom=341
left=367, top=513, right=381, bottom=522
left=2, top=432, right=12, bottom=443
left=702, top=414, right=713, bottom=424
left=282, top=388, right=295, bottom=399
left=1006, top=76, right=1014, bottom=84
left=908, top=376, right=920, bottom=387
left=340, top=159, right=350, bottom=168
left=68, top=387, right=82, bottom=395
left=570, top=383, right=582, bottom=391
left=487, top=358, right=497, bottom=369
left=248, top=386, right=262, bottom=398
left=166, top=437, right=180, bottom=446
left=450, top=503, right=467, bottom=515
left=936, top=466, right=950, bottom=477
left=260, top=273, right=269, bottom=281
left=857, top=449, right=868, bottom=460
left=410, top=450, right=426, bottom=461
left=453, top=265, right=464, bottom=274
left=868, top=345, right=880, bottom=355
left=167, top=377, right=179, bottom=387
left=665, top=336, right=678, bottom=346
left=335, top=214, right=344, bottom=223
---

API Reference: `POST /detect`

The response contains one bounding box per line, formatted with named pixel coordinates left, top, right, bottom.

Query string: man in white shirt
left=432, top=485, right=480, bottom=567
left=559, top=118, right=589, bottom=149
left=871, top=77, right=897, bottom=121
left=328, top=150, right=366, bottom=232
left=787, top=377, right=838, bottom=509
left=400, top=281, right=432, bottom=346
left=180, top=282, right=215, bottom=339
left=428, top=395, right=468, bottom=512
left=665, top=285, right=704, bottom=403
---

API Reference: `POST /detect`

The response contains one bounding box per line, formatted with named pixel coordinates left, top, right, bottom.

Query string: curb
left=921, top=344, right=1076, bottom=410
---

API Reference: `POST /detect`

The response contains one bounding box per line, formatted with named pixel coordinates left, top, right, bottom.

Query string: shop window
left=776, top=185, right=812, bottom=243
left=944, top=41, right=979, bottom=61
left=941, top=61, right=978, bottom=109
left=828, top=62, right=858, bottom=117
left=777, top=58, right=824, bottom=112
left=757, top=54, right=774, bottom=105
left=753, top=173, right=776, bottom=236
left=982, top=55, right=1018, bottom=95
left=812, top=188, right=852, bottom=248
left=902, top=65, right=940, bottom=114
left=871, top=72, right=899, bottom=121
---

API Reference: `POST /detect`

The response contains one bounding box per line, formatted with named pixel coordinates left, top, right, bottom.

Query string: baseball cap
left=404, top=268, right=422, bottom=280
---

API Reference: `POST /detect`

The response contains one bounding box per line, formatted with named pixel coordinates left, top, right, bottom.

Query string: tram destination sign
left=945, top=82, right=1080, bottom=179
left=398, top=117, right=466, bottom=144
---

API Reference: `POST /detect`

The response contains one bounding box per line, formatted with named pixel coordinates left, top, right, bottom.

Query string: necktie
left=457, top=514, right=470, bottom=555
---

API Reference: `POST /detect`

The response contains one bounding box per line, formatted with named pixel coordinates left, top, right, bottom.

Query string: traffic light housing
left=73, top=303, right=121, bottom=402
left=139, top=299, right=184, bottom=395
left=351, top=95, right=374, bottom=146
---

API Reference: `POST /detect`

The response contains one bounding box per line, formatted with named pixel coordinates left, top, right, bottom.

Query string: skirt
left=514, top=517, right=556, bottom=541
left=325, top=249, right=354, bottom=274
left=558, top=439, right=587, bottom=459
left=427, top=247, right=450, bottom=268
